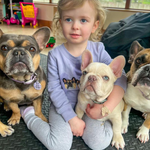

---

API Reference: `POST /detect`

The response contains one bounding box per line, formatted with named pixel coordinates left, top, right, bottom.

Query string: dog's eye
left=29, top=47, right=36, bottom=52
left=1, top=45, right=8, bottom=51
left=102, top=76, right=109, bottom=81
left=136, top=58, right=141, bottom=65
left=83, top=71, right=88, bottom=75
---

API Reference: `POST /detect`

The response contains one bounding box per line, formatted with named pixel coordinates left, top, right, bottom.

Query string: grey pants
left=23, top=105, right=113, bottom=150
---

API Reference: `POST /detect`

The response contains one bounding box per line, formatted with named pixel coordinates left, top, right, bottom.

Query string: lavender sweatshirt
left=47, top=41, right=127, bottom=122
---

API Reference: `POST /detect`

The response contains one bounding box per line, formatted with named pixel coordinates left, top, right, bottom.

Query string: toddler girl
left=20, top=0, right=127, bottom=150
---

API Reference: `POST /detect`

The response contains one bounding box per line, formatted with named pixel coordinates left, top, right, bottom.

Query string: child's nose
left=72, top=21, right=79, bottom=30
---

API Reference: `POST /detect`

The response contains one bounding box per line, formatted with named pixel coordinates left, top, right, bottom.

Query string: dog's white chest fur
left=124, top=83, right=150, bottom=112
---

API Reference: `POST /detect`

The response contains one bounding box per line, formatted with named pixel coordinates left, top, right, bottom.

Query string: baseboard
left=38, top=19, right=52, bottom=29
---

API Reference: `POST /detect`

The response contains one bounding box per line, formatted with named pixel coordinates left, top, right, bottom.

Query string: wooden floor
left=0, top=23, right=52, bottom=55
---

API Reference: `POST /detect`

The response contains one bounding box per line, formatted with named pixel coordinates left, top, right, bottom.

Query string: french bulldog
left=0, top=27, right=50, bottom=137
left=122, top=41, right=150, bottom=143
left=75, top=50, right=126, bottom=149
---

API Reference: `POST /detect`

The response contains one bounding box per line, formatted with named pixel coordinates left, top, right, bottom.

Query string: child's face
left=60, top=1, right=99, bottom=45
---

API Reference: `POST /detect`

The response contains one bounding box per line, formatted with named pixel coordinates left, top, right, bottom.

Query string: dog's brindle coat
left=123, top=41, right=150, bottom=143
left=0, top=27, right=50, bottom=137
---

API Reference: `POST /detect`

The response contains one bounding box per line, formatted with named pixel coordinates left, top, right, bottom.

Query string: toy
left=19, top=2, right=38, bottom=28
left=16, top=11, right=22, bottom=23
left=14, top=12, right=19, bottom=20
left=6, top=1, right=20, bottom=25
left=2, top=14, right=10, bottom=25
left=46, top=37, right=56, bottom=48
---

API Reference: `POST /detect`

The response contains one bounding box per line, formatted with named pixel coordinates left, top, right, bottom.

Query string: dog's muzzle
left=4, top=49, right=34, bottom=75
left=132, top=65, right=150, bottom=87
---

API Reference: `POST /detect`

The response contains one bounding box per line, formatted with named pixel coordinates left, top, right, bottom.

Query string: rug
left=0, top=54, right=150, bottom=150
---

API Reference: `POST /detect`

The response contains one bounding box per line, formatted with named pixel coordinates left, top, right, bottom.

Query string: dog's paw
left=112, top=134, right=125, bottom=149
left=7, top=113, right=21, bottom=125
left=136, top=124, right=149, bottom=143
left=121, top=123, right=128, bottom=134
left=0, top=122, right=14, bottom=137
left=4, top=103, right=10, bottom=111
left=121, top=119, right=129, bottom=134
left=142, top=113, right=147, bottom=119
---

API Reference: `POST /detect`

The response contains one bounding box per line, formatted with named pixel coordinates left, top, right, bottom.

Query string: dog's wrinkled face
left=80, top=50, right=125, bottom=103
left=80, top=62, right=117, bottom=102
left=0, top=35, right=37, bottom=76
left=128, top=41, right=150, bottom=87
left=0, top=27, right=50, bottom=81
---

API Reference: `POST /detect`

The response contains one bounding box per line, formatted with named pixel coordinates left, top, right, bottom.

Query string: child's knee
left=83, top=133, right=112, bottom=150
left=90, top=141, right=111, bottom=150
left=82, top=121, right=113, bottom=150
left=48, top=143, right=72, bottom=150
left=46, top=133, right=73, bottom=150
left=46, top=139, right=72, bottom=150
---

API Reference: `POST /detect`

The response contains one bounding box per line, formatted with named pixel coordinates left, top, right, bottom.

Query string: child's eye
left=81, top=19, right=87, bottom=23
left=65, top=18, right=72, bottom=22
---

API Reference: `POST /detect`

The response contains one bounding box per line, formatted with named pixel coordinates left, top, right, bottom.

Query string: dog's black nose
left=88, top=75, right=97, bottom=82
left=13, top=50, right=25, bottom=56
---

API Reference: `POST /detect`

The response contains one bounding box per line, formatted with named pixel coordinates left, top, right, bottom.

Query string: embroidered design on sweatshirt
left=63, top=77, right=80, bottom=89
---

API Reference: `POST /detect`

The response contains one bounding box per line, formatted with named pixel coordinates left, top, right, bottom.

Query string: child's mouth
left=70, top=34, right=80, bottom=39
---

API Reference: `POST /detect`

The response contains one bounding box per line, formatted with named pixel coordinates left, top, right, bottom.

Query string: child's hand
left=86, top=104, right=107, bottom=119
left=68, top=116, right=85, bottom=137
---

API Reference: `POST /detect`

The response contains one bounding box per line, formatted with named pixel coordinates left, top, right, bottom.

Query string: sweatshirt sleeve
left=99, top=42, right=127, bottom=92
left=114, top=70, right=127, bottom=92
left=47, top=51, right=77, bottom=122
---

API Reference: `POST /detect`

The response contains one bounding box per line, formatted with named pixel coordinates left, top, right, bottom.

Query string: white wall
left=35, top=4, right=54, bottom=21
left=34, top=4, right=139, bottom=29
left=104, top=10, right=136, bottom=29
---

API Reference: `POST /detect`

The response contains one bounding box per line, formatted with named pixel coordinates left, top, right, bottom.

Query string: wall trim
left=38, top=19, right=52, bottom=29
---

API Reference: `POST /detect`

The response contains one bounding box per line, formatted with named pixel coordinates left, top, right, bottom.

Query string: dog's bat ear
left=128, top=41, right=144, bottom=64
left=81, top=50, right=93, bottom=71
left=109, top=55, right=125, bottom=78
left=0, top=29, right=4, bottom=38
left=32, top=27, right=51, bottom=51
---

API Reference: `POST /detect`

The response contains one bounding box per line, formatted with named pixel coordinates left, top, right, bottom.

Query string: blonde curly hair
left=52, top=0, right=106, bottom=42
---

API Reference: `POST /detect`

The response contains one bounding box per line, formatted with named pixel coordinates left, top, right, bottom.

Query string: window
left=52, top=0, right=59, bottom=3
left=100, top=0, right=126, bottom=8
left=130, top=0, right=150, bottom=9
left=33, top=0, right=59, bottom=2
left=33, top=0, right=150, bottom=10
left=33, top=0, right=49, bottom=2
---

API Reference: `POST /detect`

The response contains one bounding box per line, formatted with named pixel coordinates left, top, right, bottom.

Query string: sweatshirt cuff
left=61, top=107, right=77, bottom=122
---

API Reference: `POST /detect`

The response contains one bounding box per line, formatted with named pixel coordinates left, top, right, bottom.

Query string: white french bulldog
left=75, top=50, right=126, bottom=149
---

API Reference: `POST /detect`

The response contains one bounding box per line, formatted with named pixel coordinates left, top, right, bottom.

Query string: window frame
left=125, top=0, right=131, bottom=9
left=48, top=0, right=130, bottom=9
left=34, top=0, right=150, bottom=11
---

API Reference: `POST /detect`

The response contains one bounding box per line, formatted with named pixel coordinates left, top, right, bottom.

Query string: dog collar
left=139, top=89, right=150, bottom=100
left=92, top=98, right=107, bottom=104
left=8, top=73, right=37, bottom=85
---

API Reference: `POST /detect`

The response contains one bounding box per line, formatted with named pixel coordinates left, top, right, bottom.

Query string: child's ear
left=92, top=20, right=99, bottom=33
